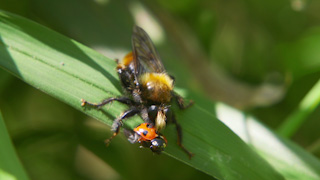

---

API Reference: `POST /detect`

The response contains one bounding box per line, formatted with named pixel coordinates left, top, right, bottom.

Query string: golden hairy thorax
left=139, top=73, right=174, bottom=103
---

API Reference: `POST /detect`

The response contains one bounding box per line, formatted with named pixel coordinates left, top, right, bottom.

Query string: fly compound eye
left=148, top=105, right=158, bottom=121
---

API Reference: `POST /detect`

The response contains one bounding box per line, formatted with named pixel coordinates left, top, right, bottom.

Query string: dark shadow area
left=30, top=0, right=134, bottom=49
left=0, top=36, right=21, bottom=79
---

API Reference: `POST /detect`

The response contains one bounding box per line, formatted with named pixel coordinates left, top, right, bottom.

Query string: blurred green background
left=0, top=0, right=320, bottom=179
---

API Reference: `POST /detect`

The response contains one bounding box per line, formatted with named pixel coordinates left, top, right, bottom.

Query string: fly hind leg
left=171, top=114, right=194, bottom=159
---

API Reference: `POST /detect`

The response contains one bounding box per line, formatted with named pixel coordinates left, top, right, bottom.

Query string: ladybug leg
left=104, top=107, right=140, bottom=146
left=81, top=97, right=135, bottom=108
left=172, top=114, right=194, bottom=159
left=172, top=92, right=194, bottom=110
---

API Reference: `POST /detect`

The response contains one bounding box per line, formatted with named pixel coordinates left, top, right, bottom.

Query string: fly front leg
left=105, top=107, right=140, bottom=146
left=81, top=97, right=135, bottom=108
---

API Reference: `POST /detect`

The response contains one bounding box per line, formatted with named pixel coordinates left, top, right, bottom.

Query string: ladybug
left=125, top=123, right=167, bottom=154
left=134, top=123, right=158, bottom=141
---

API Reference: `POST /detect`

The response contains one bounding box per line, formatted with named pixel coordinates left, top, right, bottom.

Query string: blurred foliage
left=0, top=0, right=320, bottom=179
left=0, top=111, right=29, bottom=180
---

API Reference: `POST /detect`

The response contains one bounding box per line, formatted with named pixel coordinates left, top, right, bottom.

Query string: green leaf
left=0, top=111, right=29, bottom=180
left=0, top=10, right=291, bottom=180
left=216, top=103, right=320, bottom=180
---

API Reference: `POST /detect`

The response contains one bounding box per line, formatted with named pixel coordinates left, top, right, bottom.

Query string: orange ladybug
left=132, top=123, right=167, bottom=154
left=134, top=123, right=157, bottom=141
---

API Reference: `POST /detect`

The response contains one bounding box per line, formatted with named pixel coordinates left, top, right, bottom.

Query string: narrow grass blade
left=277, top=78, right=320, bottom=137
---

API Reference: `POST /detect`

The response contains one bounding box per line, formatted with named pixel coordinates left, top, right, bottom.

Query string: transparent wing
left=132, top=26, right=165, bottom=76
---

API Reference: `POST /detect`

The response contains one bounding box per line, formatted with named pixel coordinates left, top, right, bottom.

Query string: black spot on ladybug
left=143, top=130, right=148, bottom=136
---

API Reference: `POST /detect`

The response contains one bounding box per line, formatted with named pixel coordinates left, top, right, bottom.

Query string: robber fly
left=81, top=26, right=194, bottom=158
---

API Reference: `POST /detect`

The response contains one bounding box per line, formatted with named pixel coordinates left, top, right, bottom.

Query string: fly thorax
left=139, top=73, right=174, bottom=103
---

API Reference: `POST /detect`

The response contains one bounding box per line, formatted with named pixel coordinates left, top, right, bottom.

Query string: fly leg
left=172, top=92, right=194, bottom=110
left=81, top=97, right=135, bottom=108
left=140, top=107, right=154, bottom=124
left=172, top=114, right=194, bottom=159
left=105, top=107, right=140, bottom=146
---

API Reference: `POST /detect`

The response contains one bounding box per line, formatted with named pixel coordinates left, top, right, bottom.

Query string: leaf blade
left=0, top=10, right=285, bottom=180
left=216, top=103, right=320, bottom=179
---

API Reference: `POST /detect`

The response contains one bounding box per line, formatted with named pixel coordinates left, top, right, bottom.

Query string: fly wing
left=132, top=26, right=165, bottom=76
